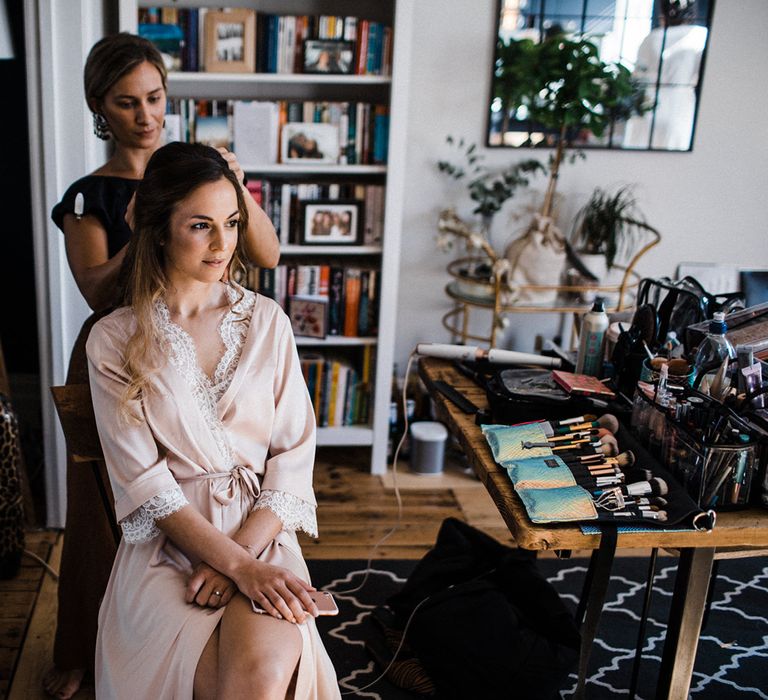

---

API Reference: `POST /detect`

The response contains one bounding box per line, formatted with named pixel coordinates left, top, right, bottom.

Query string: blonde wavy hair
left=119, top=142, right=250, bottom=419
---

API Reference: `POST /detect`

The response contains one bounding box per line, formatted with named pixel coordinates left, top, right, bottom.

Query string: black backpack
left=386, top=518, right=580, bottom=700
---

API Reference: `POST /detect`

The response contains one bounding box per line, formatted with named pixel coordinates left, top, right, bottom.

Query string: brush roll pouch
left=482, top=421, right=711, bottom=529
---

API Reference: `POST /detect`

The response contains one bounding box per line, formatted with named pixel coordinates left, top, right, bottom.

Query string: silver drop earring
left=93, top=112, right=111, bottom=140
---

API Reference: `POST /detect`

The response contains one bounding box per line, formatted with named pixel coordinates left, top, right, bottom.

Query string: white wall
left=26, top=0, right=107, bottom=526
left=393, top=0, right=768, bottom=368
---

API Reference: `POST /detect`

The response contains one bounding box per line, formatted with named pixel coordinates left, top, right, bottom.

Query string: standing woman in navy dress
left=47, top=32, right=279, bottom=699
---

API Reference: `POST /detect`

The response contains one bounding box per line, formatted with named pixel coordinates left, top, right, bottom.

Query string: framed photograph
left=301, top=200, right=363, bottom=246
left=281, top=122, right=340, bottom=164
left=204, top=9, right=256, bottom=73
left=289, top=296, right=328, bottom=339
left=303, top=39, right=354, bottom=75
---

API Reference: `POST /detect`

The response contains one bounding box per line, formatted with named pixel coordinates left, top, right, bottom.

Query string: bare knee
left=222, top=650, right=298, bottom=698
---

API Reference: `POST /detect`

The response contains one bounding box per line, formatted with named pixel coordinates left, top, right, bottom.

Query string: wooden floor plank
left=8, top=533, right=63, bottom=700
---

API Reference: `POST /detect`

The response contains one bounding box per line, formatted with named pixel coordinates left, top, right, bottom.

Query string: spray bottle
left=575, top=297, right=609, bottom=377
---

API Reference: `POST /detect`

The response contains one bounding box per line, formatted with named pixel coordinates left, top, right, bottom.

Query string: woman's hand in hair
left=216, top=147, right=246, bottom=190
left=216, top=145, right=281, bottom=268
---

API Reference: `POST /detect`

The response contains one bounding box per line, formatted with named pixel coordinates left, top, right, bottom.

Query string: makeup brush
left=592, top=476, right=667, bottom=499
left=551, top=413, right=620, bottom=436
left=599, top=434, right=619, bottom=457
left=531, top=414, right=599, bottom=437
left=624, top=467, right=654, bottom=483
left=560, top=450, right=635, bottom=470
left=614, top=508, right=668, bottom=522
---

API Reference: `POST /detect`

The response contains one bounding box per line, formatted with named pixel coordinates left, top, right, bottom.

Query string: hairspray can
left=575, top=298, right=609, bottom=377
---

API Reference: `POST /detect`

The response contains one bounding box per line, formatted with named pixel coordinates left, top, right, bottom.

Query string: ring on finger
left=213, top=590, right=222, bottom=597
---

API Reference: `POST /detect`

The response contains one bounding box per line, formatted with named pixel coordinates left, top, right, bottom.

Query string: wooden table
left=419, top=357, right=768, bottom=699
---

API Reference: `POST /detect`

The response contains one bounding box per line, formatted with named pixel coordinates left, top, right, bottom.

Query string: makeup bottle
left=692, top=312, right=736, bottom=390
left=575, top=297, right=609, bottom=377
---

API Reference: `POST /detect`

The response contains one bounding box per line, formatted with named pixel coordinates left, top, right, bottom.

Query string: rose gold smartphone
left=250, top=590, right=339, bottom=616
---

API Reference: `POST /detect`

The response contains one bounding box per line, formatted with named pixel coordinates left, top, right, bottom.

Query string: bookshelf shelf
left=167, top=73, right=391, bottom=102
left=242, top=165, right=387, bottom=176
left=316, top=425, right=374, bottom=447
left=281, top=244, right=382, bottom=255
left=295, top=336, right=377, bottom=347
left=169, top=72, right=391, bottom=87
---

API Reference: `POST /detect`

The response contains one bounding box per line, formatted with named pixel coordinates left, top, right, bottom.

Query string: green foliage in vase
left=494, top=35, right=642, bottom=140
left=437, top=136, right=544, bottom=219
left=492, top=35, right=647, bottom=219
left=570, top=185, right=647, bottom=269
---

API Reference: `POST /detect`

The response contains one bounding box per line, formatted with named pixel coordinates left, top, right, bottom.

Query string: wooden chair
left=50, top=384, right=121, bottom=545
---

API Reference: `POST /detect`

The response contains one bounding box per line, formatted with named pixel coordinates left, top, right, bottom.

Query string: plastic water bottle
left=692, top=312, right=736, bottom=385
left=575, top=297, right=609, bottom=377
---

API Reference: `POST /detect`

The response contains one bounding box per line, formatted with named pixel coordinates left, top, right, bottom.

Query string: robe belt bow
left=180, top=465, right=261, bottom=506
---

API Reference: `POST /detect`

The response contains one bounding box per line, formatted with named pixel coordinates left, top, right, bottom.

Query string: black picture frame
left=301, top=200, right=363, bottom=246
left=303, top=39, right=354, bottom=75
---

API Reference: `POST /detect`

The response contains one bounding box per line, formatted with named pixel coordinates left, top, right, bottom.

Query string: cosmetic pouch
left=516, top=485, right=598, bottom=523
left=482, top=420, right=713, bottom=530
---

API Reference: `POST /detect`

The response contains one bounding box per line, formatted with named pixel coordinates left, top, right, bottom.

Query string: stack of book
left=243, top=264, right=379, bottom=338
left=246, top=180, right=384, bottom=246
left=299, top=350, right=373, bottom=427
left=138, top=8, right=393, bottom=75
left=164, top=98, right=389, bottom=166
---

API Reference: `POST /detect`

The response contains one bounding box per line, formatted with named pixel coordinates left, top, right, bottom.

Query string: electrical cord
left=334, top=348, right=421, bottom=695
left=333, top=349, right=417, bottom=597
left=23, top=548, right=59, bottom=581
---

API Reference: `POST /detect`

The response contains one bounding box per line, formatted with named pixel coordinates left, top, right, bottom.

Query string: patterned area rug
left=306, top=556, right=768, bottom=699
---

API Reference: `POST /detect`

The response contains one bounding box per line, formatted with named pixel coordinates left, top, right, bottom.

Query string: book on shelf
left=298, top=352, right=370, bottom=427
left=140, top=8, right=393, bottom=76
left=244, top=263, right=378, bottom=340
left=242, top=178, right=384, bottom=246
left=343, top=269, right=362, bottom=337
left=232, top=101, right=280, bottom=166
left=138, top=20, right=184, bottom=72
left=165, top=98, right=387, bottom=166
left=327, top=266, right=345, bottom=336
left=195, top=113, right=229, bottom=149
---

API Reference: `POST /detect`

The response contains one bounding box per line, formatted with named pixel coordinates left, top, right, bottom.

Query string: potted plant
left=570, top=185, right=661, bottom=304
left=437, top=136, right=544, bottom=254
left=435, top=137, right=544, bottom=299
left=571, top=185, right=643, bottom=274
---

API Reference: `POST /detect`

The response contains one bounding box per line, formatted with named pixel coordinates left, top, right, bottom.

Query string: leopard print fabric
left=0, top=393, right=25, bottom=579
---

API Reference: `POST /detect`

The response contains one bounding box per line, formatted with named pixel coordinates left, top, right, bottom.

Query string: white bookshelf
left=119, top=0, right=412, bottom=473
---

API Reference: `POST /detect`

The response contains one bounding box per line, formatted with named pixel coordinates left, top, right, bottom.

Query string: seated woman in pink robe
left=85, top=141, right=340, bottom=699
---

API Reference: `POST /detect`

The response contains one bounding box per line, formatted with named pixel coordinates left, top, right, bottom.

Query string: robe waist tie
left=178, top=465, right=261, bottom=506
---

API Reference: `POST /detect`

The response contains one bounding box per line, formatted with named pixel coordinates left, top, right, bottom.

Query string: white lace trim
left=254, top=489, right=318, bottom=538
left=155, top=286, right=254, bottom=471
left=120, top=484, right=189, bottom=544
left=122, top=287, right=254, bottom=545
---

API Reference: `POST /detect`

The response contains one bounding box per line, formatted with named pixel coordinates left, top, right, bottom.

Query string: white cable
left=23, top=548, right=59, bottom=581
left=333, top=349, right=417, bottom=596
left=340, top=594, right=432, bottom=696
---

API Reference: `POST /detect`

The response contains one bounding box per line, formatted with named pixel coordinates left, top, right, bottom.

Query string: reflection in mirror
left=488, top=0, right=714, bottom=151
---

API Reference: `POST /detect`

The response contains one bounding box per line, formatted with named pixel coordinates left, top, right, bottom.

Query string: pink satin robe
left=85, top=290, right=340, bottom=699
